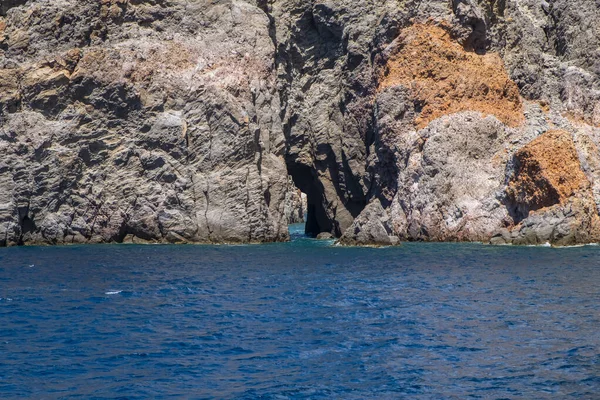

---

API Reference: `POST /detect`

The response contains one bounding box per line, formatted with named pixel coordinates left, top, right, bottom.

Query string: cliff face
left=1, top=0, right=600, bottom=246
left=0, top=0, right=290, bottom=245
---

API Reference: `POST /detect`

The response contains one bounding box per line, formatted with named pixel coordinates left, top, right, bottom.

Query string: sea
left=0, top=224, right=599, bottom=399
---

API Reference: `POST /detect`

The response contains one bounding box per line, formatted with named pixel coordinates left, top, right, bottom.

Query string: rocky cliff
left=0, top=0, right=291, bottom=245
left=1, top=0, right=599, bottom=246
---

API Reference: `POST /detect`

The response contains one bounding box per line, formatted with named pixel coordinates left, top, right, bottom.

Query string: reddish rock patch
left=379, top=23, right=524, bottom=129
left=507, top=130, right=590, bottom=214
left=563, top=111, right=600, bottom=129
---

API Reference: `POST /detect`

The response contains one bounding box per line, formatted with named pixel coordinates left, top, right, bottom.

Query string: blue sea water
left=1, top=224, right=599, bottom=399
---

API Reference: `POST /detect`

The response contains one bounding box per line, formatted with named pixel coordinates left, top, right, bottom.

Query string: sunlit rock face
left=494, top=130, right=600, bottom=246
left=0, top=0, right=291, bottom=245
left=1, top=0, right=600, bottom=246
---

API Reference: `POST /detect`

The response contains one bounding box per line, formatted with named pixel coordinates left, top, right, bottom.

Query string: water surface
left=1, top=225, right=599, bottom=398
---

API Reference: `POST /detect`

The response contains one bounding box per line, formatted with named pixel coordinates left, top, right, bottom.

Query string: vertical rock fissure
left=257, top=2, right=342, bottom=237
left=267, top=2, right=376, bottom=238
left=3, top=0, right=599, bottom=247
left=286, top=163, right=327, bottom=236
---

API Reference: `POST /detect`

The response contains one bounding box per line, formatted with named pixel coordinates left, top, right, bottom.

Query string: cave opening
left=287, top=163, right=331, bottom=238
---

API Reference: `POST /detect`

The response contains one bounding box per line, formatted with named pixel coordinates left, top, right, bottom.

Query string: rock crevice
left=1, top=0, right=600, bottom=247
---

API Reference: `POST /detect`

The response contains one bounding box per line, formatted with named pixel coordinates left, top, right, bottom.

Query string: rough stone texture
left=506, top=130, right=591, bottom=219
left=276, top=0, right=600, bottom=246
left=339, top=198, right=398, bottom=246
left=2, top=0, right=600, bottom=247
left=501, top=0, right=600, bottom=125
left=385, top=113, right=515, bottom=242
left=268, top=0, right=463, bottom=239
left=284, top=180, right=306, bottom=224
left=269, top=0, right=380, bottom=237
left=498, top=130, right=600, bottom=246
left=492, top=194, right=600, bottom=246
left=379, top=23, right=524, bottom=129
left=0, top=0, right=290, bottom=245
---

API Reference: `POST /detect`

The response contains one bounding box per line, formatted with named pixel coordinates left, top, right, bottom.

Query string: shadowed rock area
left=1, top=0, right=600, bottom=246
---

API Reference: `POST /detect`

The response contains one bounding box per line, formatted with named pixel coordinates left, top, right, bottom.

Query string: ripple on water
left=0, top=240, right=599, bottom=398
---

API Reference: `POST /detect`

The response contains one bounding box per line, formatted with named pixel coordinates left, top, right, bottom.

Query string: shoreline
left=3, top=237, right=600, bottom=250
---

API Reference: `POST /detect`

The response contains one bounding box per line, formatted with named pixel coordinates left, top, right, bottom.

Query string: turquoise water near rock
left=1, top=225, right=599, bottom=398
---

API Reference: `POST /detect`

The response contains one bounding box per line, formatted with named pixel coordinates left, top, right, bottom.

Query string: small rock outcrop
left=494, top=130, right=600, bottom=245
left=316, top=232, right=334, bottom=240
left=339, top=199, right=399, bottom=246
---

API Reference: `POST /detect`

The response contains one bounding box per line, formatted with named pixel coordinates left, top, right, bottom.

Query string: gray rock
left=0, top=0, right=290, bottom=245
left=339, top=198, right=397, bottom=246
left=506, top=195, right=600, bottom=247
left=490, top=228, right=511, bottom=246
left=284, top=179, right=306, bottom=224
left=316, top=232, right=334, bottom=240
left=385, top=113, right=516, bottom=242
left=2, top=0, right=600, bottom=247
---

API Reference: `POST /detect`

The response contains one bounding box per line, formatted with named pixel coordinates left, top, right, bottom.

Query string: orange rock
left=507, top=130, right=590, bottom=212
left=0, top=18, right=6, bottom=43
left=563, top=110, right=600, bottom=128
left=7, top=28, right=29, bottom=50
left=100, top=0, right=127, bottom=19
left=379, top=23, right=524, bottom=129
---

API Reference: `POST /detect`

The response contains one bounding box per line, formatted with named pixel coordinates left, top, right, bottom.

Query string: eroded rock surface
left=284, top=180, right=307, bottom=224
left=496, top=130, right=600, bottom=245
left=2, top=0, right=600, bottom=247
left=379, top=23, right=524, bottom=129
left=0, top=0, right=290, bottom=245
left=339, top=198, right=398, bottom=246
left=265, top=0, right=600, bottom=246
